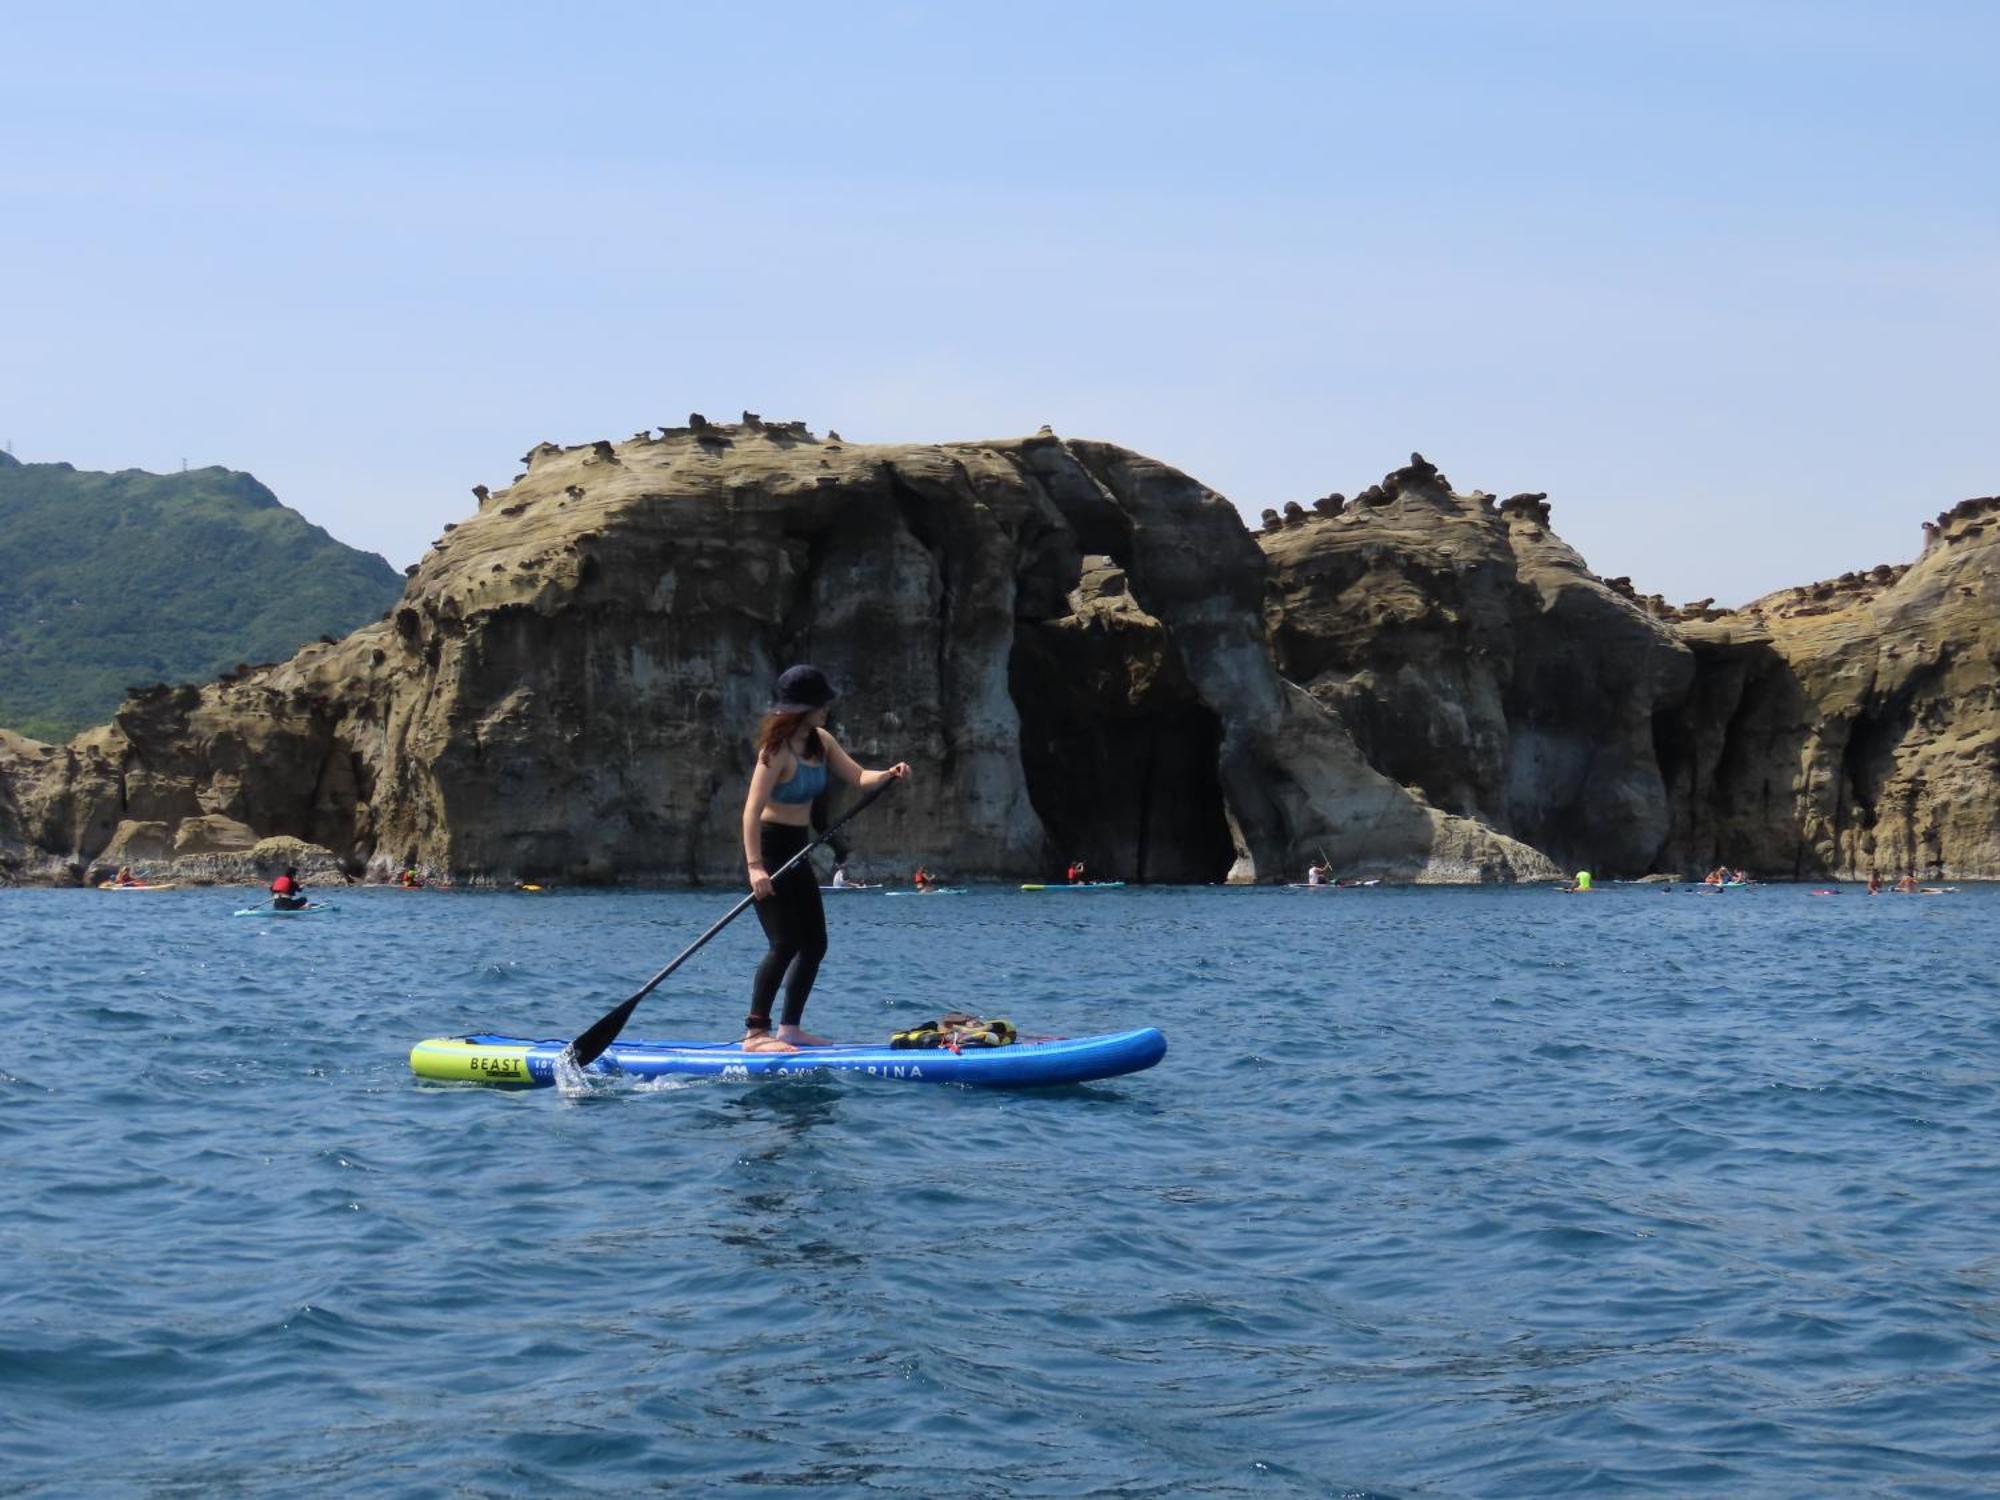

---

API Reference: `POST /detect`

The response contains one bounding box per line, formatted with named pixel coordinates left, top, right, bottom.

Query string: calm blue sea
left=3, top=882, right=1997, bottom=1498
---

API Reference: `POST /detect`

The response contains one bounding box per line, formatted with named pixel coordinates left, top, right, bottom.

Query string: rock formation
left=1657, top=497, right=2000, bottom=879
left=0, top=425, right=1553, bottom=886
left=1262, top=462, right=1999, bottom=880
left=3, top=427, right=1990, bottom=885
left=1261, top=456, right=1692, bottom=874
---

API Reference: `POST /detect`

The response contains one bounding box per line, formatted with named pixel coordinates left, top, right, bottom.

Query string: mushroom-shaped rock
left=1261, top=508, right=1283, bottom=532
left=688, top=413, right=709, bottom=431
left=1498, top=492, right=1552, bottom=524
left=587, top=440, right=617, bottom=464
left=1282, top=501, right=1309, bottom=528
left=471, top=484, right=490, bottom=503
left=1312, top=493, right=1346, bottom=517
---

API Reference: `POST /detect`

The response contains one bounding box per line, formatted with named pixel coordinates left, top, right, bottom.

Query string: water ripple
left=2, top=883, right=1997, bottom=1495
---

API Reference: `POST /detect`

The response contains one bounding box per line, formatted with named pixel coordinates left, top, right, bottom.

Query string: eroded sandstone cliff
left=0, top=421, right=1553, bottom=886
left=1260, top=456, right=1692, bottom=874
left=1259, top=465, right=1999, bottom=879
left=6, top=427, right=1989, bottom=886
left=1658, top=497, right=2000, bottom=879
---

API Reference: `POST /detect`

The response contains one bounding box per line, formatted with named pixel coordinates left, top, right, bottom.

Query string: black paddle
left=561, top=777, right=899, bottom=1070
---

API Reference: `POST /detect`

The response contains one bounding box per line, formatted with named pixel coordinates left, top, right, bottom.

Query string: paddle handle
left=564, top=776, right=898, bottom=1067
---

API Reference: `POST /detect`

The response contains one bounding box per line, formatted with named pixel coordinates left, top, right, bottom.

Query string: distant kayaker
left=1306, top=859, right=1330, bottom=887
left=112, top=865, right=141, bottom=887
left=1067, top=860, right=1087, bottom=884
left=270, top=866, right=307, bottom=911
left=830, top=864, right=852, bottom=889
left=1894, top=871, right=1918, bottom=893
left=742, top=664, right=910, bottom=1053
left=397, top=864, right=423, bottom=889
left=913, top=864, right=934, bottom=892
left=1867, top=869, right=1882, bottom=895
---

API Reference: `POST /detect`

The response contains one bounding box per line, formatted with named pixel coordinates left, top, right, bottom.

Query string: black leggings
left=747, top=822, right=827, bottom=1030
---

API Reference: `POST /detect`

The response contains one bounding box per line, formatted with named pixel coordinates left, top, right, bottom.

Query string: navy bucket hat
left=772, top=664, right=838, bottom=713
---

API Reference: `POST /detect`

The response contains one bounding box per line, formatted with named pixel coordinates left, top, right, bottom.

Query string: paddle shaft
left=563, top=778, right=897, bottom=1068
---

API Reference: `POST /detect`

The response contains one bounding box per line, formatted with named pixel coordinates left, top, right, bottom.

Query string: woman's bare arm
left=742, top=752, right=784, bottom=898
left=818, top=730, right=909, bottom=789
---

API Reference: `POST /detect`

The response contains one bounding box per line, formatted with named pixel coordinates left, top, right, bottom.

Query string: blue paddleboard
left=410, top=1027, right=1166, bottom=1089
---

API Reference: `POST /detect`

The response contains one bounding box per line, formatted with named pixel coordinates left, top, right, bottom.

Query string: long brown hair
left=757, top=710, right=824, bottom=766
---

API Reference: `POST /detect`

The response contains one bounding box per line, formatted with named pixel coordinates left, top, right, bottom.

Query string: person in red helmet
left=269, top=866, right=307, bottom=911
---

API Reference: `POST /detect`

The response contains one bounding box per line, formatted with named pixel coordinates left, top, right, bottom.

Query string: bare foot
left=774, top=1026, right=837, bottom=1047
left=741, top=1032, right=799, bottom=1053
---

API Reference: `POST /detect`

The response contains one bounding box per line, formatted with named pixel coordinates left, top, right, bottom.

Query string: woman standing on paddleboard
left=742, top=665, right=909, bottom=1053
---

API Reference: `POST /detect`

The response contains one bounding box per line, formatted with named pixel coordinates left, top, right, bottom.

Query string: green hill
left=0, top=452, right=404, bottom=741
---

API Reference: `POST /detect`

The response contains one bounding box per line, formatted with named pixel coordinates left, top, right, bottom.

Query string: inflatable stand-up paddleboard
left=100, top=882, right=179, bottom=891
left=233, top=902, right=336, bottom=916
left=884, top=887, right=967, bottom=897
left=1019, top=882, right=1126, bottom=892
left=411, top=1027, right=1166, bottom=1089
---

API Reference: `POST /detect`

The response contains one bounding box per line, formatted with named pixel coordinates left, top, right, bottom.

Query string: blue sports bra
left=770, top=752, right=827, bottom=805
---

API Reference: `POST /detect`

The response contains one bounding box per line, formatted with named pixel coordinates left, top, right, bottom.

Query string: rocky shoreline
left=3, top=421, right=1993, bottom=887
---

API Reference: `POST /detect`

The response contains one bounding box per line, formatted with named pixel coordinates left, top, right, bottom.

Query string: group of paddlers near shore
left=1698, top=865, right=1941, bottom=894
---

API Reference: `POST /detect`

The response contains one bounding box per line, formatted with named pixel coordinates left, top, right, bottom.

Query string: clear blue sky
left=4, top=2, right=1994, bottom=605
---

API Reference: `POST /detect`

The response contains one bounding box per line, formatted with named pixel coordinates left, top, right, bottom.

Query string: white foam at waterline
left=552, top=1047, right=592, bottom=1097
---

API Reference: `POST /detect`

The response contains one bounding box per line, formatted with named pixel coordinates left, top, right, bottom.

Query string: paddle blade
left=564, top=993, right=642, bottom=1070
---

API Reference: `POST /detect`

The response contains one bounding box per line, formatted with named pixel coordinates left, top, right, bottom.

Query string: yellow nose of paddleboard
left=410, top=1037, right=536, bottom=1084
